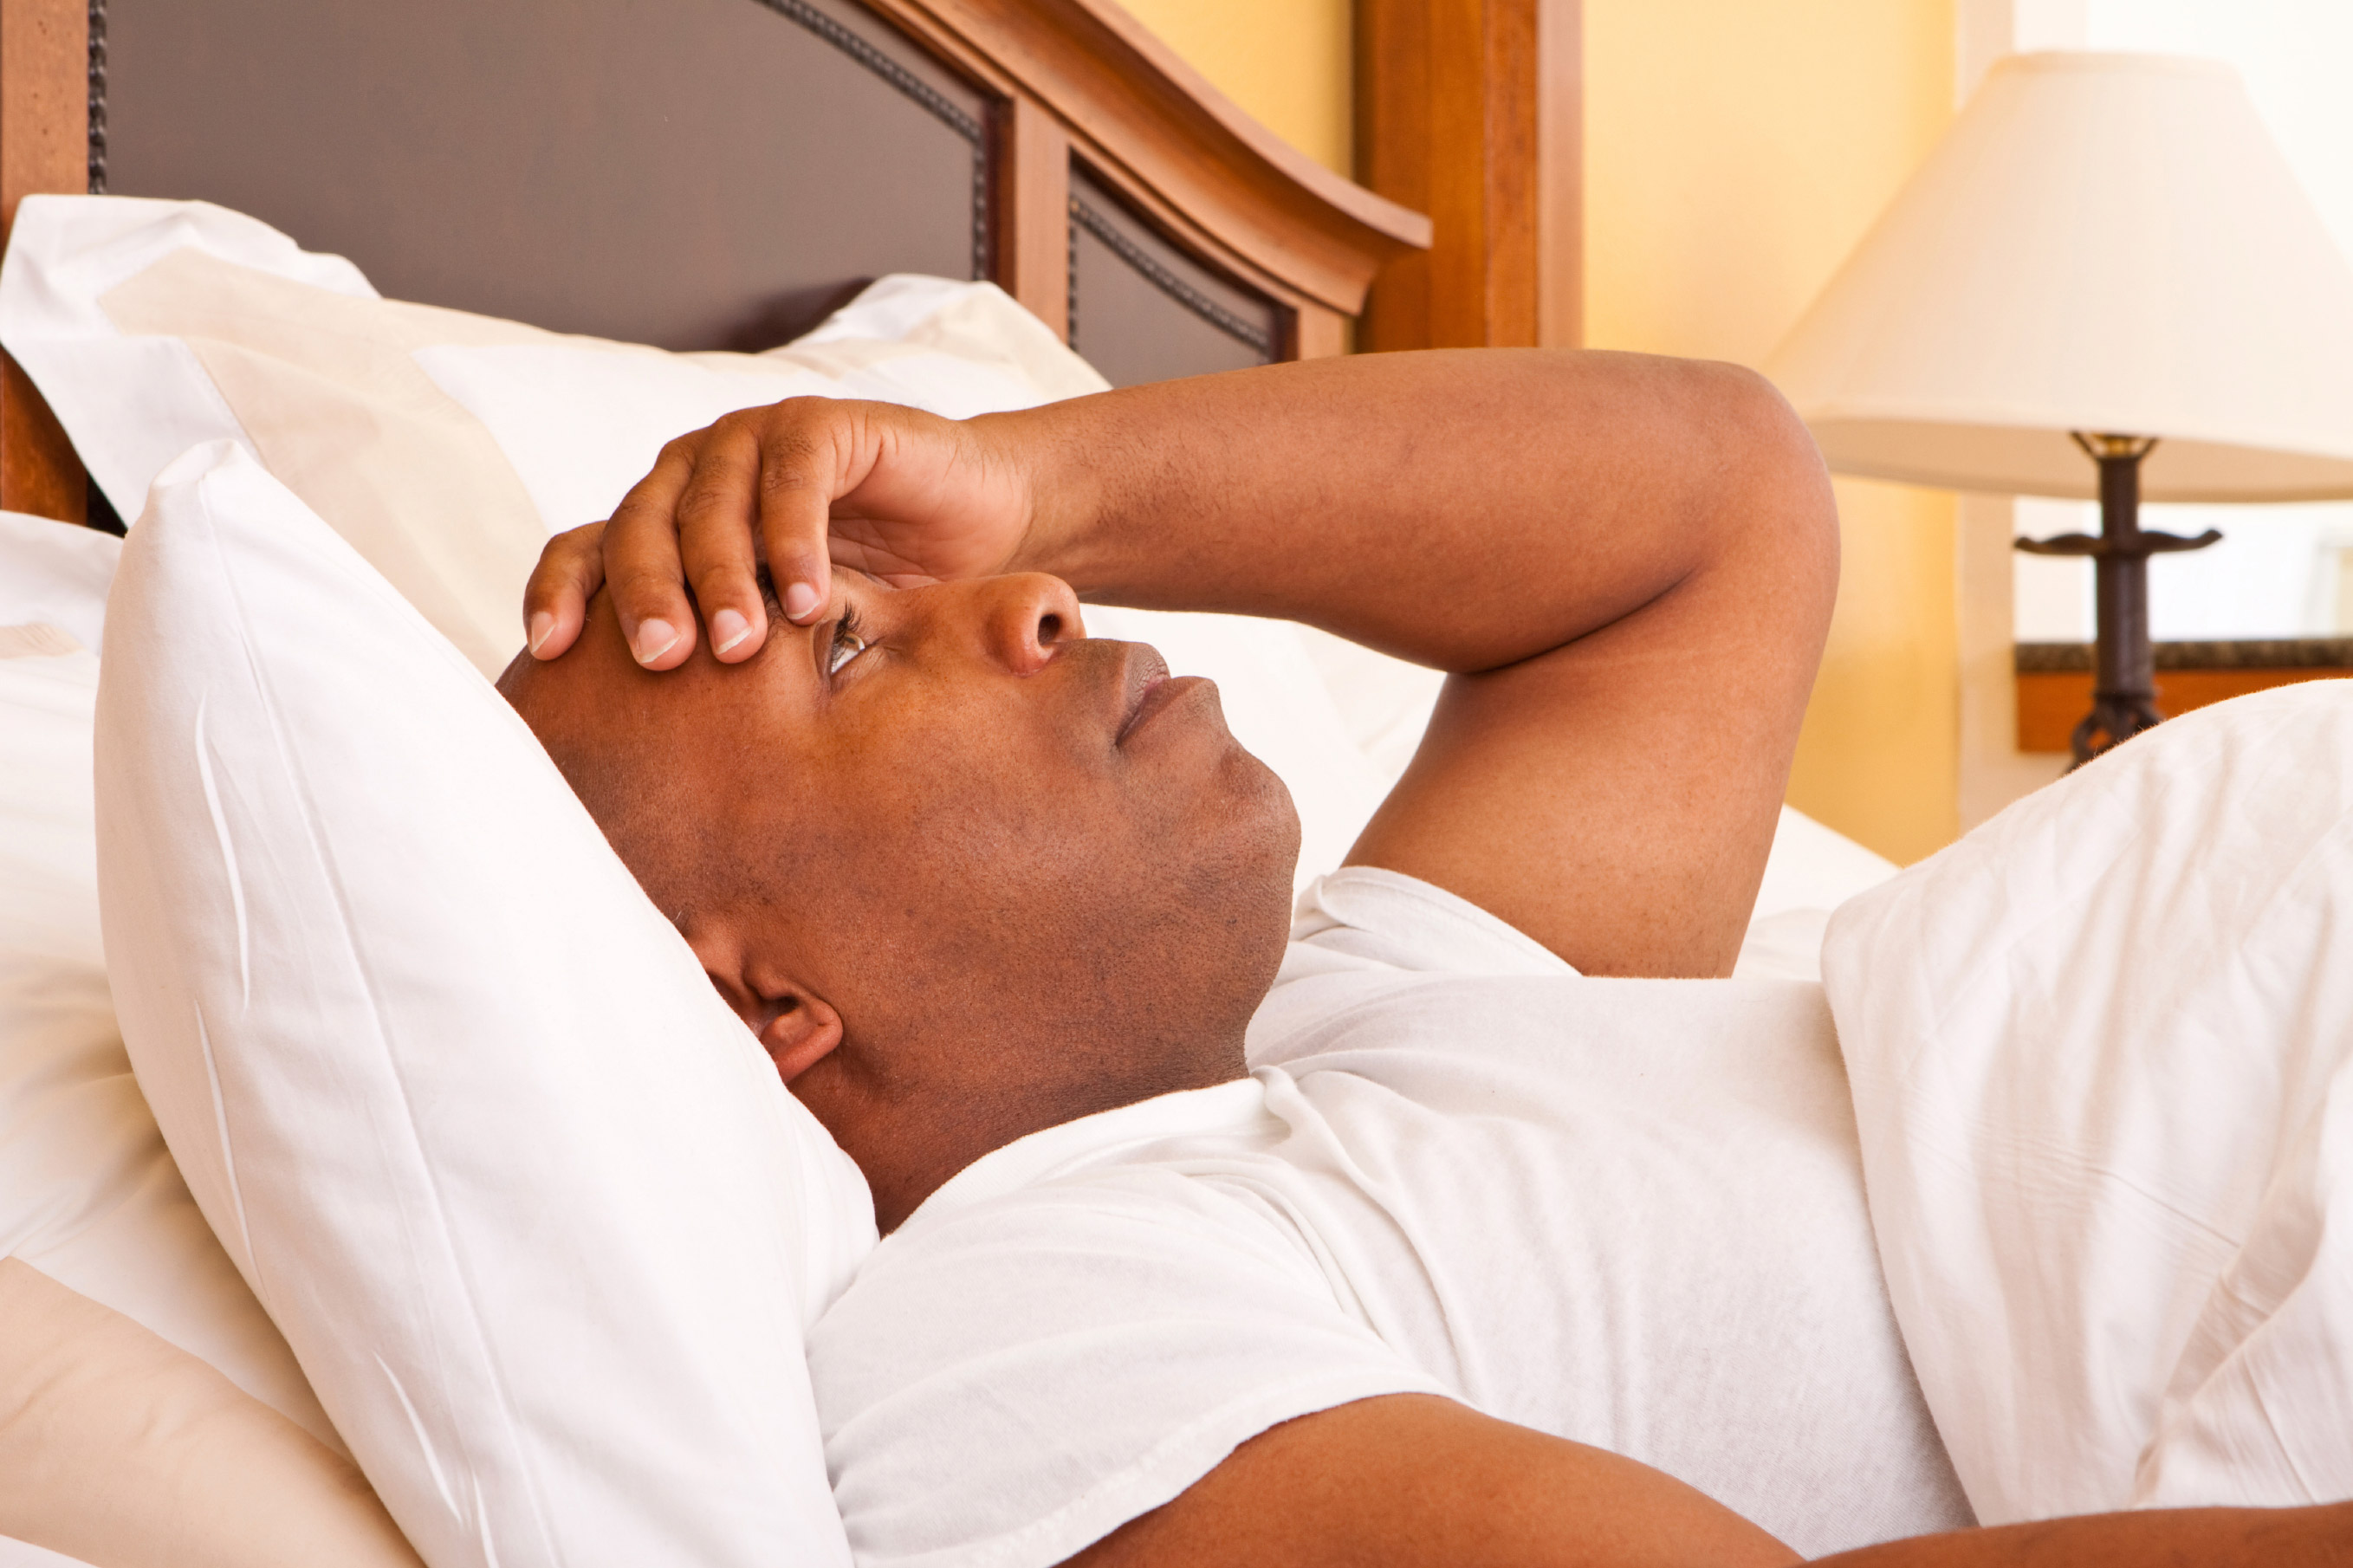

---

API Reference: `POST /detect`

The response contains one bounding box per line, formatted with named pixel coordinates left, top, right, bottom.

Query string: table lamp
left=1764, top=51, right=2353, bottom=765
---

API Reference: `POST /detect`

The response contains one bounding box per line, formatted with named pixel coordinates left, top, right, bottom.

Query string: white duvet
left=1825, top=678, right=2353, bottom=1524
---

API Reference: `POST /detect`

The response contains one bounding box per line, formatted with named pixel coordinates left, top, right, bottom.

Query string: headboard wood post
left=1535, top=0, right=1580, bottom=348
left=1289, top=303, right=1345, bottom=360
left=1355, top=0, right=1579, bottom=351
left=0, top=0, right=87, bottom=522
left=996, top=95, right=1072, bottom=339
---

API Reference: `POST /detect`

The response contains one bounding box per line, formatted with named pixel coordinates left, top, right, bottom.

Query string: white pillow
left=0, top=196, right=1099, bottom=675
left=97, top=441, right=872, bottom=1566
left=0, top=511, right=329, bottom=1437
left=1822, top=680, right=2353, bottom=1523
left=0, top=509, right=115, bottom=651
left=3, top=509, right=366, bottom=1564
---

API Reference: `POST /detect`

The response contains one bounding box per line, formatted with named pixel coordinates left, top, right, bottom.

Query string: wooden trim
left=0, top=0, right=81, bottom=236
left=2017, top=669, right=2352, bottom=753
left=1288, top=301, right=1345, bottom=360
left=0, top=0, right=86, bottom=522
left=1355, top=0, right=1578, bottom=350
left=872, top=0, right=1428, bottom=318
left=995, top=95, right=1071, bottom=337
left=1534, top=0, right=1579, bottom=347
left=0, top=351, right=79, bottom=519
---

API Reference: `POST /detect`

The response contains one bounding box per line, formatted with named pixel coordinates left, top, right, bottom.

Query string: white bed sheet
left=0, top=1538, right=94, bottom=1567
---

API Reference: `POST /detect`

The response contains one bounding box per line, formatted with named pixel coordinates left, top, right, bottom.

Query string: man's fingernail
left=711, top=608, right=754, bottom=655
left=528, top=612, right=555, bottom=658
left=632, top=619, right=681, bottom=665
left=783, top=581, right=821, bottom=621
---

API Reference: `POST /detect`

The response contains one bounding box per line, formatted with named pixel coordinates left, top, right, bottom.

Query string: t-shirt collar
left=906, top=1076, right=1271, bottom=1227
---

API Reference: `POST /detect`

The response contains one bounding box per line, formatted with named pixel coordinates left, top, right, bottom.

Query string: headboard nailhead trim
left=1068, top=192, right=1275, bottom=359
left=86, top=0, right=107, bottom=194
left=745, top=0, right=990, bottom=282
left=750, top=0, right=982, bottom=144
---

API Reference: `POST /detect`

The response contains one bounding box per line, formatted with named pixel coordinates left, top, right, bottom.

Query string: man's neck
left=843, top=1044, right=1249, bottom=1233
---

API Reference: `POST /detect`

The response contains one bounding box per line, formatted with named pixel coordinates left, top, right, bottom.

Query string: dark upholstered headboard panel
left=0, top=0, right=1429, bottom=522
left=1069, top=164, right=1275, bottom=386
left=99, top=0, right=992, bottom=352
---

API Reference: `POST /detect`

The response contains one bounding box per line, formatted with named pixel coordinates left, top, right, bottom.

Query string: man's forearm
left=995, top=348, right=1835, bottom=673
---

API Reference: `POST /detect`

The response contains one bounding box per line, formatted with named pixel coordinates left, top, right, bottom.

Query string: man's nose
left=973, top=573, right=1086, bottom=676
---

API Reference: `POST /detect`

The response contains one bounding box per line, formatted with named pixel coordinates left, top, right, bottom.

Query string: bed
left=0, top=3, right=1459, bottom=1563
left=10, top=4, right=2353, bottom=1565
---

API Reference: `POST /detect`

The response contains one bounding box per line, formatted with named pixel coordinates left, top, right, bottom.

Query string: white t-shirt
left=808, top=868, right=1974, bottom=1568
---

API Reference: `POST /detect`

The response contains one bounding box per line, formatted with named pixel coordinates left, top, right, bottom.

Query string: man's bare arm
left=1071, top=1396, right=2353, bottom=1568
left=1000, top=350, right=1837, bottom=975
left=1066, top=1395, right=1801, bottom=1568
left=525, top=349, right=1837, bottom=975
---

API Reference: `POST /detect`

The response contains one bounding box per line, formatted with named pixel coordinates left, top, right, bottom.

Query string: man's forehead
left=496, top=564, right=904, bottom=719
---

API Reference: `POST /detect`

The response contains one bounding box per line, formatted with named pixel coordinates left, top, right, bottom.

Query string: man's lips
left=1115, top=645, right=1176, bottom=744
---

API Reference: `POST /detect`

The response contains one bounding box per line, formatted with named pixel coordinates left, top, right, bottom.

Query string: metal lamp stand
left=2014, top=432, right=2220, bottom=767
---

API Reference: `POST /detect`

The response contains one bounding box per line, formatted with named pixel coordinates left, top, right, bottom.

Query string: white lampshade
left=1764, top=52, right=2353, bottom=502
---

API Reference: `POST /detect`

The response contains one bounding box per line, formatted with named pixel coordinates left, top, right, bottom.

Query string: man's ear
left=756, top=992, right=844, bottom=1084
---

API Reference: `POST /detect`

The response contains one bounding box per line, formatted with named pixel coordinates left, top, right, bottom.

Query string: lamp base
left=2014, top=434, right=2220, bottom=768
left=2067, top=686, right=2164, bottom=762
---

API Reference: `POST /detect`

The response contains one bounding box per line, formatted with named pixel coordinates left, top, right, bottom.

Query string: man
left=500, top=350, right=2351, bottom=1565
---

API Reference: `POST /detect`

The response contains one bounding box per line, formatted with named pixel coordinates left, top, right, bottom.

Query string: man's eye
left=826, top=618, right=868, bottom=676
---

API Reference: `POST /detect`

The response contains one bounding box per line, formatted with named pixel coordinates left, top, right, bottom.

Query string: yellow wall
left=1585, top=0, right=1962, bottom=864
left=1118, top=0, right=1353, bottom=173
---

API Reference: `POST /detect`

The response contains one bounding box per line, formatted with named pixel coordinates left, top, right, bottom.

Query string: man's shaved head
left=499, top=570, right=1298, bottom=1228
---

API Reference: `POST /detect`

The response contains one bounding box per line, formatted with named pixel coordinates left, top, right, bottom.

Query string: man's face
left=503, top=568, right=1299, bottom=1219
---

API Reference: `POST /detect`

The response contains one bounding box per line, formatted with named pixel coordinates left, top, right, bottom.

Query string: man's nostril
left=1038, top=612, right=1063, bottom=642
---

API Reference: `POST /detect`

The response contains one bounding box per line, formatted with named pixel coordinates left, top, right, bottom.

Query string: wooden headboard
left=0, top=0, right=1430, bottom=526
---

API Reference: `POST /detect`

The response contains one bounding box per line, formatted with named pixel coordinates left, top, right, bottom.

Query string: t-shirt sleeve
left=807, top=1166, right=1446, bottom=1568
left=1249, top=868, right=1577, bottom=1067
left=1282, top=867, right=1577, bottom=980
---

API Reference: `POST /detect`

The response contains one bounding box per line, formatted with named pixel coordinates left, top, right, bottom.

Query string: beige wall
left=1118, top=0, right=1354, bottom=173
left=1585, top=0, right=1963, bottom=865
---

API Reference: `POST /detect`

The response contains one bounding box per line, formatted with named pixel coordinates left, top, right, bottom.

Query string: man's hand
left=523, top=398, right=1036, bottom=670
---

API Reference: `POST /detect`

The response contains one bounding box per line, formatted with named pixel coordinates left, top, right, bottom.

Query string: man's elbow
left=1684, top=360, right=1841, bottom=606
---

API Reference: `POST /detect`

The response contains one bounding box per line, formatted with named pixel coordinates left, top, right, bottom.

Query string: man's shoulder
left=803, top=1115, right=1439, bottom=1534
left=812, top=1085, right=1341, bottom=1363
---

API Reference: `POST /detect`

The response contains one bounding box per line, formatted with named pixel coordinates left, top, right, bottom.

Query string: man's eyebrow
left=753, top=564, right=889, bottom=617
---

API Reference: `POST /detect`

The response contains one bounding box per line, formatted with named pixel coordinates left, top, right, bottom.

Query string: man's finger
left=521, top=522, right=608, bottom=661
left=755, top=401, right=852, bottom=625
left=675, top=418, right=774, bottom=661
left=603, top=437, right=709, bottom=669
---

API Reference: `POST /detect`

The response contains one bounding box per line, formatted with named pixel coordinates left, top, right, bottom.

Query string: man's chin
left=1202, top=746, right=1304, bottom=908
